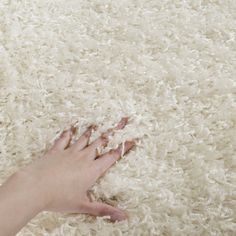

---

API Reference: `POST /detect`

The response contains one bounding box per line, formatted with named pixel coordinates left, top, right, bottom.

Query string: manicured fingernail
left=91, top=124, right=98, bottom=131
left=116, top=117, right=129, bottom=129
left=110, top=210, right=127, bottom=222
left=88, top=124, right=97, bottom=131
left=70, top=125, right=77, bottom=135
left=101, top=134, right=109, bottom=145
left=126, top=140, right=136, bottom=148
left=84, top=124, right=97, bottom=137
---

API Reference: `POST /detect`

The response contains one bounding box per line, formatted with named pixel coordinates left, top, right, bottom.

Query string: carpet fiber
left=0, top=0, right=236, bottom=235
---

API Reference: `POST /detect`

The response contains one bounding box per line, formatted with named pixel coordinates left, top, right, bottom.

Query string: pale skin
left=0, top=117, right=136, bottom=236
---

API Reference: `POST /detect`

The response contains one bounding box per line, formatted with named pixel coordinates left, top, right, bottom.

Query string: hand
left=19, top=117, right=136, bottom=222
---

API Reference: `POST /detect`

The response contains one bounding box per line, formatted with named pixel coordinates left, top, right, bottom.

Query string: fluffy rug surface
left=0, top=0, right=236, bottom=235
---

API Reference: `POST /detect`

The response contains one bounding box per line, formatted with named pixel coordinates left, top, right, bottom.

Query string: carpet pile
left=0, top=0, right=235, bottom=235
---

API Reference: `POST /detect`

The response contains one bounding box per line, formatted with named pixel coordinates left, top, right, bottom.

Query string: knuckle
left=68, top=148, right=80, bottom=157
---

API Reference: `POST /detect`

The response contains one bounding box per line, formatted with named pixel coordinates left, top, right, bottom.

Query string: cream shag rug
left=0, top=0, right=236, bottom=235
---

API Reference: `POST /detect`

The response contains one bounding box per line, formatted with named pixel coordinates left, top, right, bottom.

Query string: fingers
left=81, top=117, right=129, bottom=160
left=94, top=140, right=136, bottom=177
left=82, top=201, right=128, bottom=222
left=70, top=125, right=97, bottom=151
left=49, top=126, right=76, bottom=152
left=49, top=117, right=130, bottom=157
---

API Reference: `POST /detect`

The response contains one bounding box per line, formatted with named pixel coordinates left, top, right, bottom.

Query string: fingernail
left=101, top=134, right=109, bottom=145
left=91, top=124, right=98, bottom=131
left=121, top=117, right=129, bottom=123
left=126, top=140, right=136, bottom=148
left=70, top=125, right=77, bottom=136
left=84, top=124, right=96, bottom=137
left=89, top=124, right=98, bottom=131
left=110, top=210, right=127, bottom=222
left=116, top=117, right=129, bottom=129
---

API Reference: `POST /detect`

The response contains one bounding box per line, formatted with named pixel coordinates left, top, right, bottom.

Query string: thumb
left=82, top=201, right=128, bottom=222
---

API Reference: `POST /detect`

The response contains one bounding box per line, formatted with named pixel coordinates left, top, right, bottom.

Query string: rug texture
left=0, top=0, right=236, bottom=235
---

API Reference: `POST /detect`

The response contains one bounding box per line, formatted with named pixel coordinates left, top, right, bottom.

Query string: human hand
left=19, top=118, right=136, bottom=222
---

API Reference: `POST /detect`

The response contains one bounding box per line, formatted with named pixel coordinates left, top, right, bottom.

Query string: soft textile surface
left=0, top=0, right=236, bottom=235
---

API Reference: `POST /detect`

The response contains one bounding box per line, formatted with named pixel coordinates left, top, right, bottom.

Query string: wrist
left=12, top=169, right=49, bottom=213
left=0, top=170, right=49, bottom=235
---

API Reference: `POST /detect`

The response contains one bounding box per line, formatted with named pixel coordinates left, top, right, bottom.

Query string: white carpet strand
left=0, top=0, right=236, bottom=235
